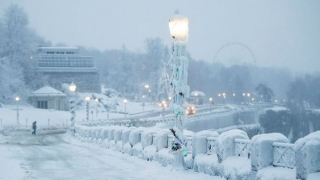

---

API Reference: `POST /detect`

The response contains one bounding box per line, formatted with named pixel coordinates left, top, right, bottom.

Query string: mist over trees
left=1, top=4, right=320, bottom=109
left=0, top=4, right=47, bottom=104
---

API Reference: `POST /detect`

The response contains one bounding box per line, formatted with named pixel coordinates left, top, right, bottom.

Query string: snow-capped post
left=85, top=96, right=90, bottom=121
left=124, top=99, right=128, bottom=119
left=168, top=9, right=190, bottom=170
left=15, top=96, right=20, bottom=125
left=69, top=82, right=77, bottom=134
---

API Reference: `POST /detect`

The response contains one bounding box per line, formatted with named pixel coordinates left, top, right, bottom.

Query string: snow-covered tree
left=0, top=4, right=47, bottom=103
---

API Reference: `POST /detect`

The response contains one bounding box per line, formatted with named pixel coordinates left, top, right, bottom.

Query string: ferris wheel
left=213, top=42, right=256, bottom=67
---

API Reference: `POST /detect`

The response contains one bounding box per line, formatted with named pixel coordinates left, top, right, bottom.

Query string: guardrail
left=235, top=138, right=251, bottom=158
left=272, top=142, right=295, bottom=169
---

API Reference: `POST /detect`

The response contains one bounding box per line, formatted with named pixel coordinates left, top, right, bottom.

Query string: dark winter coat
left=32, top=122, right=37, bottom=130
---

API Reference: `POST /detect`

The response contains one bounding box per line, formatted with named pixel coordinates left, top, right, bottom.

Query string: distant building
left=35, top=47, right=100, bottom=93
left=29, top=86, right=66, bottom=111
left=188, top=91, right=206, bottom=105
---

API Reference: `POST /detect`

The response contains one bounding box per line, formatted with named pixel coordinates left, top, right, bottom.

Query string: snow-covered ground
left=1, top=101, right=318, bottom=180
left=0, top=101, right=226, bottom=179
left=0, top=100, right=160, bottom=129
left=0, top=132, right=226, bottom=180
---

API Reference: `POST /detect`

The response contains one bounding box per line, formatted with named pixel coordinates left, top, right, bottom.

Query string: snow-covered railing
left=235, top=138, right=251, bottom=158
left=186, top=136, right=193, bottom=154
left=272, top=142, right=295, bottom=169
left=167, top=134, right=175, bottom=149
left=73, top=125, right=320, bottom=179
left=152, top=133, right=157, bottom=146
left=206, top=137, right=217, bottom=155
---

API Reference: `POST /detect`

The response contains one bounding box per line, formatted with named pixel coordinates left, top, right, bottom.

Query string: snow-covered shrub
left=251, top=133, right=289, bottom=170
left=216, top=129, right=248, bottom=163
left=157, top=148, right=174, bottom=167
left=121, top=127, right=135, bottom=154
left=129, top=128, right=145, bottom=157
left=294, top=131, right=320, bottom=180
left=184, top=154, right=193, bottom=169
left=141, top=129, right=159, bottom=160
left=256, top=166, right=295, bottom=180
left=106, top=127, right=116, bottom=148
left=114, top=127, right=126, bottom=151
left=194, top=154, right=219, bottom=176
left=132, top=142, right=143, bottom=157
left=219, top=156, right=251, bottom=179
left=100, top=127, right=109, bottom=148
left=122, top=142, right=132, bottom=155
left=142, top=145, right=157, bottom=161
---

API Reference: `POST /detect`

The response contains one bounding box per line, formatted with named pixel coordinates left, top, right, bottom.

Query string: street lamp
left=195, top=92, right=198, bottom=105
left=15, top=96, right=20, bottom=125
left=123, top=99, right=127, bottom=119
left=69, top=82, right=77, bottom=131
left=95, top=98, right=98, bottom=118
left=142, top=95, right=145, bottom=111
left=85, top=96, right=90, bottom=121
left=144, top=84, right=150, bottom=103
left=209, top=98, right=213, bottom=112
left=168, top=10, right=189, bottom=169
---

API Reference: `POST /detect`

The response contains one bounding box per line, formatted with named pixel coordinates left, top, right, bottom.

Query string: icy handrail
left=272, top=142, right=295, bottom=169
left=234, top=138, right=251, bottom=158
left=207, top=136, right=217, bottom=155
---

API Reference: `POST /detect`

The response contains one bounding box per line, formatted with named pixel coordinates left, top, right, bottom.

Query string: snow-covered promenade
left=74, top=124, right=320, bottom=180
left=0, top=131, right=223, bottom=180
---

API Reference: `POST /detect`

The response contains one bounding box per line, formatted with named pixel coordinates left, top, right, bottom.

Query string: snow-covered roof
left=32, top=86, right=66, bottom=97
left=190, top=91, right=206, bottom=97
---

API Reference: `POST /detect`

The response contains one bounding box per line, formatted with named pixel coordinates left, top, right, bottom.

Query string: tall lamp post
left=209, top=98, right=213, bottom=112
left=123, top=99, right=127, bottom=119
left=168, top=10, right=189, bottom=170
left=85, top=96, right=90, bottom=121
left=15, top=96, right=20, bottom=125
left=95, top=98, right=98, bottom=118
left=69, top=82, right=77, bottom=131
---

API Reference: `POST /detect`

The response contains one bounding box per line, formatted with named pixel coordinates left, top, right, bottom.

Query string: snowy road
left=0, top=132, right=225, bottom=180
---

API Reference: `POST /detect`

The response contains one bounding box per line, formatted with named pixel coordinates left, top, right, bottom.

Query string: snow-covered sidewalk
left=0, top=132, right=225, bottom=180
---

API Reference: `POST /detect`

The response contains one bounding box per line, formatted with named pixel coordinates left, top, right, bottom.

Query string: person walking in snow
left=32, top=121, right=37, bottom=135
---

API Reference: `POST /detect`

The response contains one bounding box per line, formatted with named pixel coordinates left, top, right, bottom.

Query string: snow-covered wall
left=251, top=133, right=289, bottom=170
left=184, top=110, right=256, bottom=132
left=295, top=131, right=320, bottom=180
left=74, top=125, right=320, bottom=180
left=45, top=72, right=100, bottom=93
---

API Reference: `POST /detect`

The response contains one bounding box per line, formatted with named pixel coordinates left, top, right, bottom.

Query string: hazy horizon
left=1, top=0, right=319, bottom=73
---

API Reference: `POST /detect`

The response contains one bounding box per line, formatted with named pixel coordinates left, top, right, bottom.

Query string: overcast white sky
left=1, top=0, right=320, bottom=73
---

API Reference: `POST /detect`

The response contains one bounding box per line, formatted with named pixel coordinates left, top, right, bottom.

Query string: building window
left=37, top=101, right=48, bottom=109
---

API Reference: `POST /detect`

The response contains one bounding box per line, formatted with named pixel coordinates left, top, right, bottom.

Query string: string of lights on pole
left=168, top=10, right=189, bottom=169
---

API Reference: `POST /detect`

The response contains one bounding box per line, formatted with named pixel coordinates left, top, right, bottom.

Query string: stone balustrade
left=74, top=125, right=320, bottom=180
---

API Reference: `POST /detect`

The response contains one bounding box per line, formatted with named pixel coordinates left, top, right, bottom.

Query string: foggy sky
left=1, top=0, right=320, bottom=73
